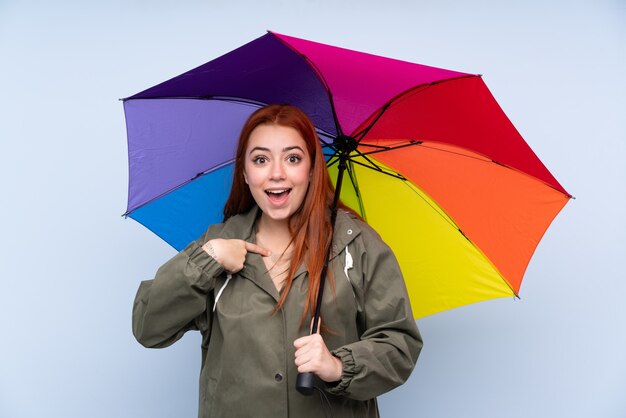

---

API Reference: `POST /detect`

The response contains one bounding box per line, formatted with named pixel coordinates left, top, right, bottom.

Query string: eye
left=252, top=156, right=268, bottom=165
left=286, top=154, right=302, bottom=164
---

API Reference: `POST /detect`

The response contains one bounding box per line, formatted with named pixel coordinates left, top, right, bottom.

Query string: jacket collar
left=219, top=205, right=363, bottom=254
left=330, top=209, right=362, bottom=260
left=218, top=206, right=278, bottom=299
left=217, top=205, right=362, bottom=299
left=219, top=205, right=260, bottom=242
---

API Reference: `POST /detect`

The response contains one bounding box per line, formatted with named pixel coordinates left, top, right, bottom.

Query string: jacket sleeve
left=327, top=225, right=423, bottom=400
left=132, top=228, right=225, bottom=349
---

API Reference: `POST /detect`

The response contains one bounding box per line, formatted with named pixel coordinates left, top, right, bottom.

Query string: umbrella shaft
left=311, top=154, right=347, bottom=334
left=297, top=142, right=350, bottom=396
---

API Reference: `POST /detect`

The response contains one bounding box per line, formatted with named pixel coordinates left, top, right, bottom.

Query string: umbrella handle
left=296, top=309, right=324, bottom=396
left=296, top=372, right=320, bottom=396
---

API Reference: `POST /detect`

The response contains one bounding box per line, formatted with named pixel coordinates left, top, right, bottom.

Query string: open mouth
left=265, top=189, right=291, bottom=199
left=265, top=188, right=292, bottom=202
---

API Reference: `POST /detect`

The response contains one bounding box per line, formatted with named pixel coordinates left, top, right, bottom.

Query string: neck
left=256, top=213, right=293, bottom=248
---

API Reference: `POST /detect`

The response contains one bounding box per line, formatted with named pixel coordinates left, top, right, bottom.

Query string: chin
left=263, top=209, right=294, bottom=222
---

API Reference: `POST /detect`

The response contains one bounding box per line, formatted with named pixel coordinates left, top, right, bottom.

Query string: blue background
left=1, top=1, right=624, bottom=417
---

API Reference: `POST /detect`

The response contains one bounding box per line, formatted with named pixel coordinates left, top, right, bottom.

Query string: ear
left=243, top=171, right=249, bottom=184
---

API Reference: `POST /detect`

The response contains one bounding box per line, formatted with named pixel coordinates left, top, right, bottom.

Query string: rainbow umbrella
left=122, top=31, right=571, bottom=319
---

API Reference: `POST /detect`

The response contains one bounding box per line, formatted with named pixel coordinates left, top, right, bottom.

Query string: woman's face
left=243, top=124, right=312, bottom=224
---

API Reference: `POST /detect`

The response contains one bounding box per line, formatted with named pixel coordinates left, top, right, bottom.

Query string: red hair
left=223, top=104, right=347, bottom=321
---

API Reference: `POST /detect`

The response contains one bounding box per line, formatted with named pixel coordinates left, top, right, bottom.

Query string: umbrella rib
left=346, top=158, right=407, bottom=181
left=397, top=177, right=521, bottom=299
left=419, top=143, right=574, bottom=198
left=325, top=157, right=339, bottom=167
left=123, top=95, right=268, bottom=108
left=352, top=103, right=391, bottom=142
left=353, top=140, right=572, bottom=199
left=381, top=83, right=433, bottom=109
left=400, top=179, right=461, bottom=232
left=325, top=147, right=404, bottom=180
left=349, top=74, right=480, bottom=141
left=350, top=85, right=431, bottom=141
left=352, top=143, right=390, bottom=150
left=349, top=151, right=383, bottom=172
left=357, top=140, right=423, bottom=156
left=317, top=130, right=337, bottom=148
left=384, top=75, right=483, bottom=110
left=419, top=143, right=492, bottom=163
left=345, top=161, right=367, bottom=220
left=346, top=147, right=410, bottom=181
left=358, top=153, right=386, bottom=174
left=201, top=95, right=268, bottom=107
left=397, top=180, right=520, bottom=298
left=270, top=33, right=344, bottom=136
left=123, top=159, right=235, bottom=217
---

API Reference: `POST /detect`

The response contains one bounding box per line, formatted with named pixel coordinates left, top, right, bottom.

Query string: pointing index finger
left=245, top=241, right=271, bottom=257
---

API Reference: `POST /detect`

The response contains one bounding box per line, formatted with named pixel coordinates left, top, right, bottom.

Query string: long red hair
left=223, top=104, right=345, bottom=321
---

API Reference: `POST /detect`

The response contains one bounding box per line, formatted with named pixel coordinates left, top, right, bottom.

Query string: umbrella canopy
left=123, top=31, right=571, bottom=319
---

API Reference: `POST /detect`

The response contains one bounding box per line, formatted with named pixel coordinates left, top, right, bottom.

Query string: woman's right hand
left=202, top=239, right=270, bottom=273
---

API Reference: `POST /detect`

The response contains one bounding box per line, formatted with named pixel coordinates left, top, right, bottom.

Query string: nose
left=269, top=160, right=286, bottom=181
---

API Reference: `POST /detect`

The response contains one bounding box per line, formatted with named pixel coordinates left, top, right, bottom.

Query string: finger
left=245, top=241, right=271, bottom=257
left=294, top=343, right=314, bottom=360
left=294, top=336, right=324, bottom=360
left=296, top=356, right=324, bottom=374
left=294, top=347, right=317, bottom=368
left=294, top=350, right=311, bottom=367
left=293, top=335, right=312, bottom=349
left=297, top=363, right=313, bottom=374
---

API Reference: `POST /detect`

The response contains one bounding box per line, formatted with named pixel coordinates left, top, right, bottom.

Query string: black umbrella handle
left=296, top=143, right=350, bottom=396
left=296, top=372, right=320, bottom=396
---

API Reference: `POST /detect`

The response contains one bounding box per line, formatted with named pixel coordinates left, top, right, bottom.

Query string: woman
left=132, top=104, right=422, bottom=417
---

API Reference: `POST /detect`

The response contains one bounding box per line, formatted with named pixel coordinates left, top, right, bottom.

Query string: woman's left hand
left=293, top=333, right=343, bottom=383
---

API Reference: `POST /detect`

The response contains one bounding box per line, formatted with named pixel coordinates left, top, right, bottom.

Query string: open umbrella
left=123, top=31, right=570, bottom=325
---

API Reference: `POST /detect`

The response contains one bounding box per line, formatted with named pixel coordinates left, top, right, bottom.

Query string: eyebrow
left=248, top=145, right=305, bottom=154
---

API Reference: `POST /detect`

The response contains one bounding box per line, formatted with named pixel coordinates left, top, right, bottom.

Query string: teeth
left=266, top=189, right=289, bottom=194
